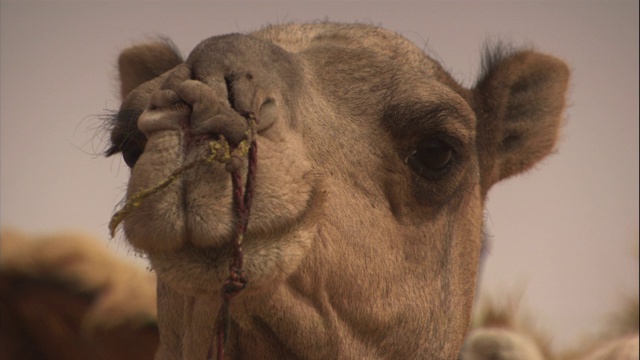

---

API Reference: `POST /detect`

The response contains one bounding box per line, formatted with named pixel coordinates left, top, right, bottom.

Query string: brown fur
left=0, top=229, right=159, bottom=359
left=106, top=22, right=570, bottom=359
left=2, top=229, right=635, bottom=359
left=118, top=39, right=183, bottom=100
left=464, top=294, right=639, bottom=360
left=462, top=295, right=554, bottom=360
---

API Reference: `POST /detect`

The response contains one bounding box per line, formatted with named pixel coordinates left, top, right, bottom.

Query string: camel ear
left=118, top=39, right=183, bottom=99
left=473, top=48, right=570, bottom=194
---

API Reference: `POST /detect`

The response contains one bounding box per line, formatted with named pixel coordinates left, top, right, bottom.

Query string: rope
left=209, top=112, right=257, bottom=360
left=109, top=117, right=256, bottom=238
left=108, top=113, right=258, bottom=360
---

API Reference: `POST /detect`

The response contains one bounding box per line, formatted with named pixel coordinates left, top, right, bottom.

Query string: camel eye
left=407, top=138, right=454, bottom=180
left=105, top=108, right=145, bottom=168
left=122, top=145, right=143, bottom=168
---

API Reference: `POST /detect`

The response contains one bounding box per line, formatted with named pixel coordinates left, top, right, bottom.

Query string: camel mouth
left=181, top=166, right=321, bottom=250
left=147, top=184, right=325, bottom=296
left=118, top=122, right=316, bottom=254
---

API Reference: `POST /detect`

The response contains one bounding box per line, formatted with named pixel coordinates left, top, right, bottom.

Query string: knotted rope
left=209, top=112, right=257, bottom=360
left=108, top=113, right=258, bottom=360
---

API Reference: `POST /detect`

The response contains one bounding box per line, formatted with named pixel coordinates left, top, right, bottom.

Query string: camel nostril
left=260, top=98, right=275, bottom=109
left=224, top=74, right=236, bottom=108
left=190, top=112, right=249, bottom=146
left=256, top=98, right=277, bottom=132
left=150, top=89, right=184, bottom=110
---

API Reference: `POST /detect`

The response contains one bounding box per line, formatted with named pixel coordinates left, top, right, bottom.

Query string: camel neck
left=155, top=281, right=218, bottom=359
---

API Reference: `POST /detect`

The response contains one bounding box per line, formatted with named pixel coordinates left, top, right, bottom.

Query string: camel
left=0, top=228, right=159, bottom=360
left=461, top=294, right=639, bottom=360
left=2, top=230, right=637, bottom=360
left=103, top=22, right=571, bottom=359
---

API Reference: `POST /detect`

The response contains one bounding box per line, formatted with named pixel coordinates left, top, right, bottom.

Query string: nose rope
left=210, top=112, right=257, bottom=360
left=108, top=114, right=258, bottom=360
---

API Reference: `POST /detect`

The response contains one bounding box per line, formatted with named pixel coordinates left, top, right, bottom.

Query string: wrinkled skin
left=108, top=23, right=569, bottom=359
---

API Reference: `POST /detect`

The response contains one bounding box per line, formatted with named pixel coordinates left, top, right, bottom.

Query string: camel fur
left=1, top=230, right=637, bottom=359
left=0, top=228, right=158, bottom=360
left=104, top=22, right=571, bottom=359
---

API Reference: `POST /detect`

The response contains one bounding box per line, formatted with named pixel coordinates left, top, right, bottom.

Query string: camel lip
left=122, top=133, right=313, bottom=255
left=186, top=178, right=323, bottom=250
left=147, top=182, right=324, bottom=295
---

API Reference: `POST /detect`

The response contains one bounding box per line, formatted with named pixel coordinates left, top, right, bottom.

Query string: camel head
left=107, top=23, right=569, bottom=359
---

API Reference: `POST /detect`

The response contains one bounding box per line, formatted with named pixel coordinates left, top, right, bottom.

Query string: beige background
left=1, top=0, right=638, bottom=350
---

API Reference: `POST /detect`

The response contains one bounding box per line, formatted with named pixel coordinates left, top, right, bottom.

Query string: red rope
left=207, top=113, right=258, bottom=360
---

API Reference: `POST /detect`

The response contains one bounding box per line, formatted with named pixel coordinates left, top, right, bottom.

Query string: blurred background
left=1, top=0, right=637, bottom=351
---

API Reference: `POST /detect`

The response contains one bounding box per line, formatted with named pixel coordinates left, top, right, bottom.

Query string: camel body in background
left=0, top=230, right=637, bottom=359
left=3, top=22, right=634, bottom=360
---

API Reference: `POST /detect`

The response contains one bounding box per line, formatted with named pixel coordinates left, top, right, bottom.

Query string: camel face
left=112, top=33, right=317, bottom=297
left=108, top=23, right=569, bottom=359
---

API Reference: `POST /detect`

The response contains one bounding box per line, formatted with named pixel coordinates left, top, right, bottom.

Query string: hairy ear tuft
left=118, top=38, right=183, bottom=99
left=473, top=47, right=570, bottom=193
